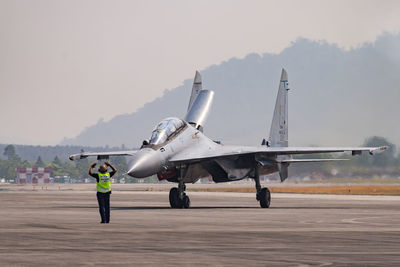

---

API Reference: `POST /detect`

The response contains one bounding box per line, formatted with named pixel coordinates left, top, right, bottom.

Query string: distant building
left=16, top=167, right=52, bottom=184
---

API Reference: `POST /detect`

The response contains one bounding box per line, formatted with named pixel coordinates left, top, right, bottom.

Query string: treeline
left=291, top=136, right=400, bottom=178
left=0, top=145, right=129, bottom=182
left=0, top=136, right=398, bottom=182
left=0, top=144, right=137, bottom=162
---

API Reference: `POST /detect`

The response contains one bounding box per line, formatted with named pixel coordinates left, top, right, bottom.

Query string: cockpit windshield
left=149, top=118, right=185, bottom=145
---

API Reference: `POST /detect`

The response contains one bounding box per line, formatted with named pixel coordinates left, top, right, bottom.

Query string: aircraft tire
left=259, top=188, right=271, bottom=208
left=182, top=195, right=191, bottom=209
left=169, top=187, right=180, bottom=208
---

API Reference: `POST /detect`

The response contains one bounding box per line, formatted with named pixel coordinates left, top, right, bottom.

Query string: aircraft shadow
left=111, top=206, right=354, bottom=210
left=57, top=205, right=354, bottom=210
left=112, top=206, right=257, bottom=210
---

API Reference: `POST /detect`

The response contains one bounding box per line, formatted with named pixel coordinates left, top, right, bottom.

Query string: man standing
left=89, top=161, right=117, bottom=223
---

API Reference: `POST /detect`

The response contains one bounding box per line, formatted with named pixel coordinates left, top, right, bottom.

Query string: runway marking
left=342, top=218, right=363, bottom=224
left=341, top=215, right=400, bottom=226
left=3, top=227, right=400, bottom=233
left=113, top=191, right=400, bottom=201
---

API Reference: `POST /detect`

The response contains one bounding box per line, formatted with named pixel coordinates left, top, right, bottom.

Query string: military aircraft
left=70, top=69, right=387, bottom=208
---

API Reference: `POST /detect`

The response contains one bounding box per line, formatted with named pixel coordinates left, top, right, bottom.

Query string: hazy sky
left=1, top=0, right=400, bottom=145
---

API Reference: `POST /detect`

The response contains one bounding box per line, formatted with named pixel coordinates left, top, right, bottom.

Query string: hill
left=61, top=34, right=400, bottom=148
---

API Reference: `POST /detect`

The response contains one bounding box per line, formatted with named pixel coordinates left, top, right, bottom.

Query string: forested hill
left=61, top=33, right=400, bottom=148
left=0, top=144, right=135, bottom=162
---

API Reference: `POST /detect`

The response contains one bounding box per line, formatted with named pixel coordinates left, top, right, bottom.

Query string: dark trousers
left=97, top=192, right=110, bottom=223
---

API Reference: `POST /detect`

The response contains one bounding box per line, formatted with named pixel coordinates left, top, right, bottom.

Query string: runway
left=1, top=186, right=400, bottom=266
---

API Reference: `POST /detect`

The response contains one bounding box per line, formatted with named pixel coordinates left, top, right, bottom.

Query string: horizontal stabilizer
left=69, top=150, right=137, bottom=161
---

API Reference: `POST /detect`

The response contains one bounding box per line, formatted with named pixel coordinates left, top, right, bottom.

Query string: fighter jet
left=70, top=69, right=387, bottom=208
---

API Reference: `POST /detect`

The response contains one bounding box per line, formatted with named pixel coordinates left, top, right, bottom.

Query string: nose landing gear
left=169, top=177, right=190, bottom=208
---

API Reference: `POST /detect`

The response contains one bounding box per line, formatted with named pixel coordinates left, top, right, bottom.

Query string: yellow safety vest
left=97, top=172, right=111, bottom=193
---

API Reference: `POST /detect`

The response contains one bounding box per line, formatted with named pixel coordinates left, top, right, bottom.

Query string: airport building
left=15, top=167, right=52, bottom=184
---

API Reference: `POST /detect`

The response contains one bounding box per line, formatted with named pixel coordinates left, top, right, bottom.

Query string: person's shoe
left=100, top=221, right=106, bottom=224
left=106, top=221, right=110, bottom=224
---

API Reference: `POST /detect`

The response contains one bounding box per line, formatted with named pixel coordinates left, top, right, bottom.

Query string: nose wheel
left=169, top=187, right=191, bottom=209
left=170, top=167, right=191, bottom=208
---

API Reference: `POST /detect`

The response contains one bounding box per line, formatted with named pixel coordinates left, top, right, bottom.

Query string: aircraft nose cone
left=127, top=149, right=162, bottom=178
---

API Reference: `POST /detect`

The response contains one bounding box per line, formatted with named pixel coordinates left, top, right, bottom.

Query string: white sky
left=1, top=0, right=400, bottom=145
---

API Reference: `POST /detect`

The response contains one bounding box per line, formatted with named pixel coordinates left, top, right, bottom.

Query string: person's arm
left=105, top=161, right=117, bottom=176
left=89, top=163, right=97, bottom=177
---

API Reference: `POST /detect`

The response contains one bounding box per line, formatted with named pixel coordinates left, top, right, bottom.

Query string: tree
left=61, top=160, right=79, bottom=179
left=75, top=157, right=89, bottom=178
left=109, top=156, right=128, bottom=181
left=52, top=156, right=63, bottom=166
left=21, top=160, right=31, bottom=168
left=48, top=156, right=64, bottom=177
left=3, top=145, right=17, bottom=160
left=0, top=152, right=23, bottom=181
left=0, top=158, right=5, bottom=179
left=34, top=156, right=46, bottom=168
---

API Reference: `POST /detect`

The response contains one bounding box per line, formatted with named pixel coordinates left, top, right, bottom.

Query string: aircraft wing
left=69, top=150, right=137, bottom=161
left=169, top=145, right=388, bottom=163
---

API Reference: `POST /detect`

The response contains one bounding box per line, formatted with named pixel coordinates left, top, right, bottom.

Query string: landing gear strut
left=169, top=176, right=190, bottom=209
left=254, top=164, right=271, bottom=208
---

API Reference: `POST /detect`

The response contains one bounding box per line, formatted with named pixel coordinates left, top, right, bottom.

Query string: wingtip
left=369, top=146, right=388, bottom=155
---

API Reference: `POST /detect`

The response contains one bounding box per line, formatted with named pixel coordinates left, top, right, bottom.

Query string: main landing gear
left=169, top=177, right=190, bottom=209
left=254, top=164, right=271, bottom=208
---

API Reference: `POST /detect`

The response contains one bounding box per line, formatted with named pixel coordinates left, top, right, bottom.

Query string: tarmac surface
left=1, top=185, right=400, bottom=266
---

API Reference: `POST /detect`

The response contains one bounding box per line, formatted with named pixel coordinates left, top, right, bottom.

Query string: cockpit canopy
left=149, top=117, right=185, bottom=145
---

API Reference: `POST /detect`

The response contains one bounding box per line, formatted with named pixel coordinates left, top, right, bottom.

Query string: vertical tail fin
left=268, top=68, right=290, bottom=182
left=185, top=71, right=214, bottom=132
left=187, top=71, right=202, bottom=111
left=268, top=68, right=289, bottom=147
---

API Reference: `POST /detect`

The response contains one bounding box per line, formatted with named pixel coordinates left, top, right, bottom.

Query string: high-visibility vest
left=97, top=172, right=111, bottom=193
